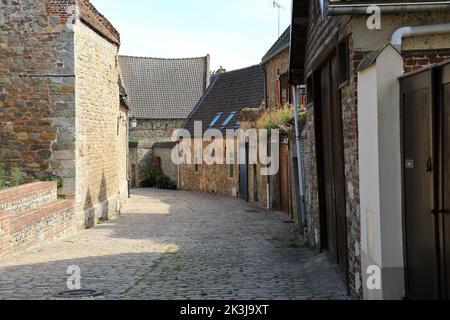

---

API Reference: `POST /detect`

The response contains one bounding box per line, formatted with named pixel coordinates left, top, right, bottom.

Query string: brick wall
left=74, top=21, right=122, bottom=227
left=0, top=182, right=77, bottom=257
left=404, top=50, right=450, bottom=74
left=0, top=182, right=57, bottom=212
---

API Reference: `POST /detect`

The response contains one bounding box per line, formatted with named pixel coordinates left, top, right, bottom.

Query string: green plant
left=140, top=164, right=176, bottom=190
left=257, top=104, right=296, bottom=131
left=10, top=167, right=22, bottom=187
left=43, top=174, right=63, bottom=189
left=0, top=164, right=7, bottom=189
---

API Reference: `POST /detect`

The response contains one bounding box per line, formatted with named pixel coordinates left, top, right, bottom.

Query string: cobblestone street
left=0, top=189, right=348, bottom=300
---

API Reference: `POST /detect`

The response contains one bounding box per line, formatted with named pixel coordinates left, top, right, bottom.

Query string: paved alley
left=0, top=189, right=348, bottom=300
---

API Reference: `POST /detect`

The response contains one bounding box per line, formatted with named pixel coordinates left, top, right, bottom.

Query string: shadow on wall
left=83, top=172, right=110, bottom=228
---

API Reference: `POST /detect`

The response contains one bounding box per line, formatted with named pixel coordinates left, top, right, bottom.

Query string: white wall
left=358, top=45, right=405, bottom=300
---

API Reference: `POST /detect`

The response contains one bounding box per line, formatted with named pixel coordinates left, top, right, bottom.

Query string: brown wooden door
left=441, top=63, right=450, bottom=299
left=279, top=143, right=290, bottom=214
left=319, top=56, right=348, bottom=276
left=320, top=62, right=338, bottom=257
left=402, top=70, right=440, bottom=300
left=331, top=55, right=348, bottom=275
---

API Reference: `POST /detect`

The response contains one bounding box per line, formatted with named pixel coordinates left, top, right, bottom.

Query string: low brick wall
left=0, top=182, right=57, bottom=213
left=0, top=182, right=77, bottom=257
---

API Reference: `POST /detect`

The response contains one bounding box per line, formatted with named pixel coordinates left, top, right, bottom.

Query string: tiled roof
left=119, top=56, right=209, bottom=119
left=183, top=65, right=265, bottom=134
left=262, top=26, right=290, bottom=64
left=77, top=0, right=120, bottom=45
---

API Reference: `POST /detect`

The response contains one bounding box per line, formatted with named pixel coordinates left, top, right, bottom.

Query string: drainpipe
left=292, top=85, right=307, bottom=228
left=126, top=114, right=131, bottom=199
left=391, top=23, right=450, bottom=49
left=328, top=2, right=450, bottom=15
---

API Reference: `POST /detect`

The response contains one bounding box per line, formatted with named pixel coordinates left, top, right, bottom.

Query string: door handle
left=431, top=209, right=450, bottom=215
left=426, top=157, right=433, bottom=172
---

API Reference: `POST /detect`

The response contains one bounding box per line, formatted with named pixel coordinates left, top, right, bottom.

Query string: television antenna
left=273, top=1, right=285, bottom=38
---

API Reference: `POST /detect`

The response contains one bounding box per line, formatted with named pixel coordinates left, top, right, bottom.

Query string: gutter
left=328, top=2, right=450, bottom=15
left=292, top=85, right=307, bottom=228
left=391, top=23, right=450, bottom=49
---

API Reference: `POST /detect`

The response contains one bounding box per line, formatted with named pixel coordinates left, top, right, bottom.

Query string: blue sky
left=90, top=0, right=291, bottom=71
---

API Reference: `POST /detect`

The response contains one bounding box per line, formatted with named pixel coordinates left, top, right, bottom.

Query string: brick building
left=179, top=65, right=265, bottom=196
left=0, top=0, right=128, bottom=228
left=289, top=0, right=450, bottom=299
left=119, top=55, right=210, bottom=186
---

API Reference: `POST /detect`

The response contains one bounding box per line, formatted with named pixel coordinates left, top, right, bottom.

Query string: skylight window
left=232, top=120, right=241, bottom=130
left=208, top=112, right=223, bottom=128
left=220, top=112, right=238, bottom=129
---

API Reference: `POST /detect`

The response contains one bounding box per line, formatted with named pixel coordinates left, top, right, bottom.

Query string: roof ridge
left=119, top=55, right=209, bottom=61
left=217, top=64, right=262, bottom=77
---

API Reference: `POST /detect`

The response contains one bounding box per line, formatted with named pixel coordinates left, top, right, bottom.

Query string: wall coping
left=0, top=182, right=57, bottom=203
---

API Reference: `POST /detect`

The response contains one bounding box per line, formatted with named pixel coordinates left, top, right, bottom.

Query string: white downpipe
left=391, top=23, right=450, bottom=49
left=292, top=85, right=307, bottom=227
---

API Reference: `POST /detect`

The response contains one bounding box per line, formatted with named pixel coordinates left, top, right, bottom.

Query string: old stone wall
left=128, top=142, right=139, bottom=188
left=118, top=105, right=129, bottom=206
left=153, top=144, right=178, bottom=186
left=0, top=0, right=77, bottom=196
left=74, top=21, right=122, bottom=227
left=131, top=119, right=185, bottom=172
left=179, top=138, right=239, bottom=197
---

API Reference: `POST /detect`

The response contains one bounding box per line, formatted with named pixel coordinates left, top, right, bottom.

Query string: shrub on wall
left=0, top=165, right=23, bottom=189
left=256, top=104, right=304, bottom=132
left=140, top=165, right=176, bottom=190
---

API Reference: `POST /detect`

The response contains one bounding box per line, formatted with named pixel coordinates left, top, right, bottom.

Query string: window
left=208, top=112, right=223, bottom=128
left=280, top=73, right=291, bottom=106
left=277, top=73, right=291, bottom=108
left=229, top=164, right=234, bottom=178
left=339, top=37, right=350, bottom=84
left=220, top=112, right=237, bottom=129
left=195, top=164, right=200, bottom=173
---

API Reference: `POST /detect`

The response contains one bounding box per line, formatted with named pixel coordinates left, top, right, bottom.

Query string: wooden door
left=402, top=70, right=439, bottom=300
left=320, top=62, right=338, bottom=257
left=279, top=143, right=290, bottom=214
left=331, top=55, right=348, bottom=275
left=440, top=63, right=450, bottom=299
left=318, top=56, right=348, bottom=277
